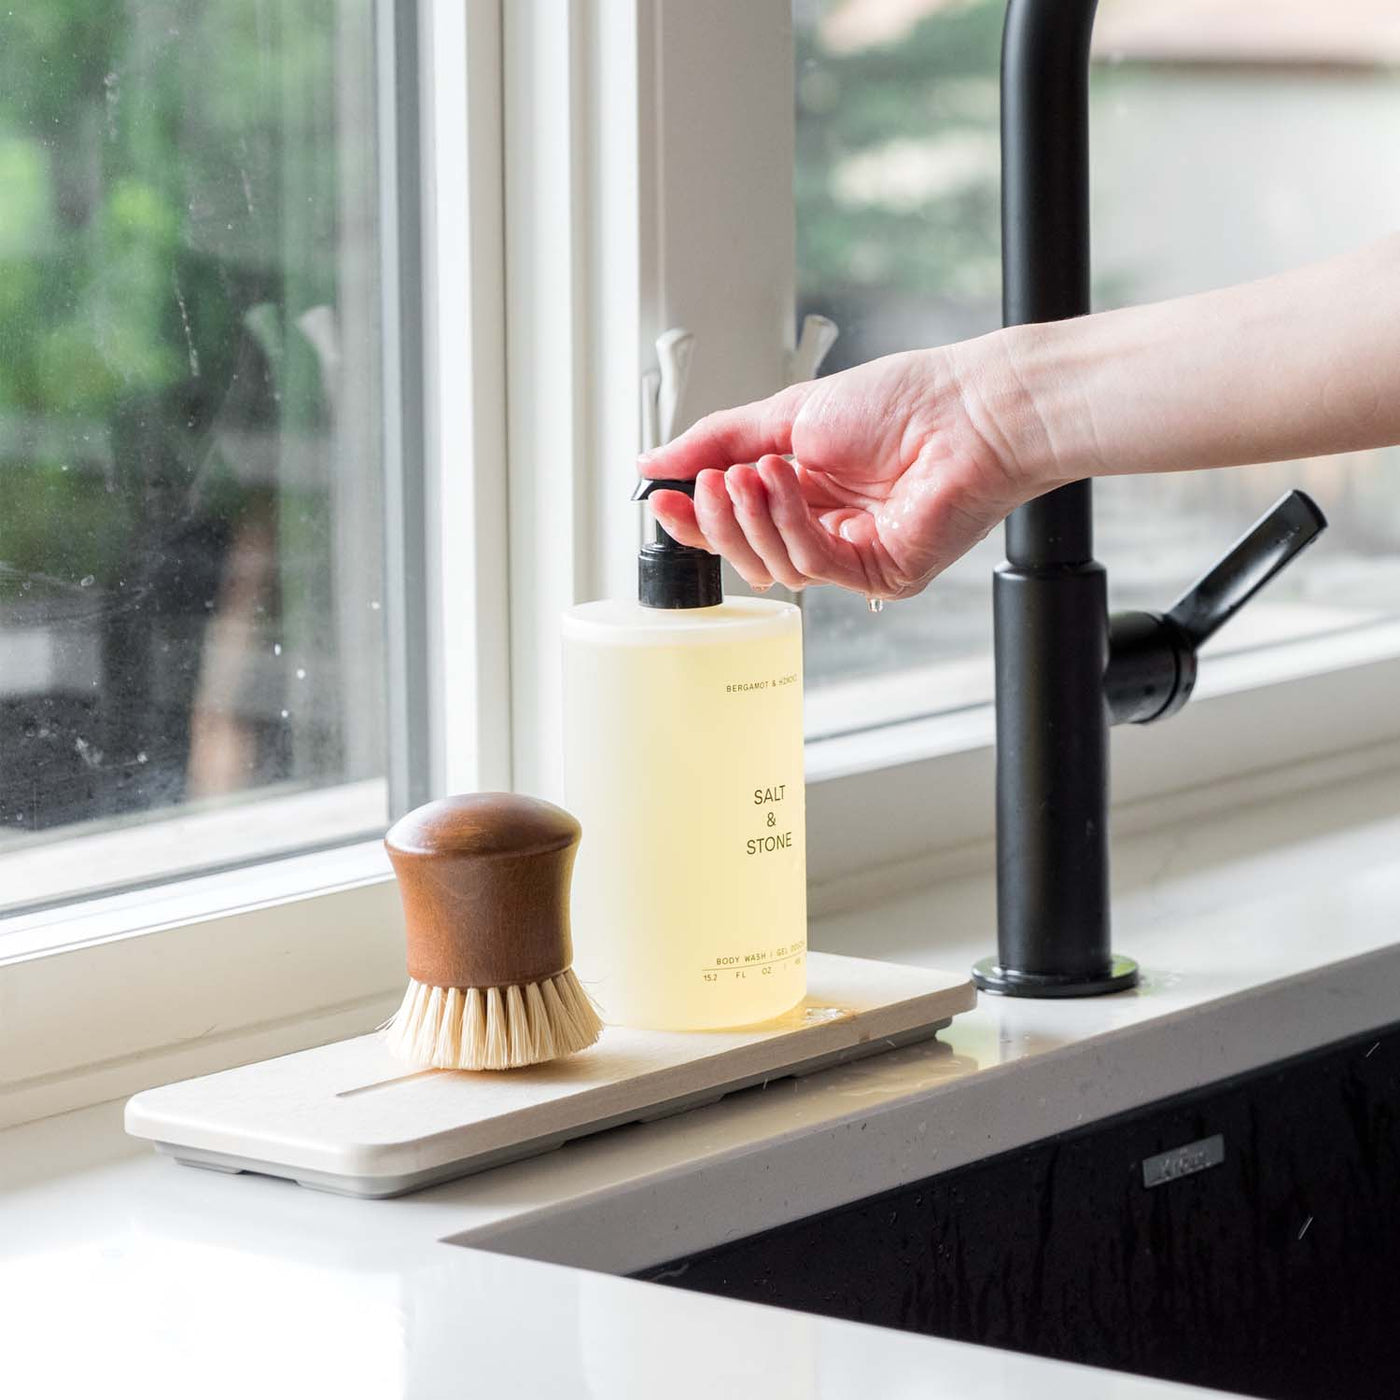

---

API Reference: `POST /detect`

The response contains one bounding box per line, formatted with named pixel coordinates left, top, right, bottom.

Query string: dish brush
left=383, top=792, right=603, bottom=1071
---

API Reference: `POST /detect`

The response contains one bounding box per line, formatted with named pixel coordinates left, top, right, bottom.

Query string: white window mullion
left=503, top=0, right=595, bottom=800
left=589, top=0, right=648, bottom=610
left=421, top=0, right=511, bottom=797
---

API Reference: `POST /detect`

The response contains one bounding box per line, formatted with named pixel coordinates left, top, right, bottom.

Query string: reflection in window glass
left=795, top=0, right=1400, bottom=730
left=0, top=2, right=388, bottom=904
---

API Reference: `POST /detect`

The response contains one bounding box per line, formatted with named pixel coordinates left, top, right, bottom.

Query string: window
left=794, top=0, right=1400, bottom=737
left=0, top=1, right=391, bottom=911
left=0, top=0, right=509, bottom=1131
left=8, top=0, right=1400, bottom=1129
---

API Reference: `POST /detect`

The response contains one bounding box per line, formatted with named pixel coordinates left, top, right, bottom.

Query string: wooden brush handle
left=385, top=793, right=582, bottom=989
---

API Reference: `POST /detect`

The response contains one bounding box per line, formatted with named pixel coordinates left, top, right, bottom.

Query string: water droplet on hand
left=867, top=596, right=884, bottom=614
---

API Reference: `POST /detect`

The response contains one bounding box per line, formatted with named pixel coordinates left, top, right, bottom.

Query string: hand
left=637, top=345, right=1030, bottom=600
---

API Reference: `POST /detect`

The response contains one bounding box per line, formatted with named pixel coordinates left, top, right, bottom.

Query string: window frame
left=7, top=0, right=1400, bottom=1131
left=0, top=0, right=510, bottom=1127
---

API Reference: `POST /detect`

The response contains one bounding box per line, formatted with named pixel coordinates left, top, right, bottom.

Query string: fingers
left=725, top=463, right=805, bottom=590
left=693, top=469, right=775, bottom=590
left=649, top=455, right=883, bottom=597
left=648, top=463, right=802, bottom=590
left=646, top=489, right=709, bottom=551
left=637, top=385, right=807, bottom=482
left=756, top=457, right=871, bottom=592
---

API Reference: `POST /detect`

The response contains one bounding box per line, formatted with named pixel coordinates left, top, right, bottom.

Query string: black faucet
left=972, top=0, right=1327, bottom=998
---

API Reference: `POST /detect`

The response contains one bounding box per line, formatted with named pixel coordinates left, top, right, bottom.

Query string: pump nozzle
left=632, top=477, right=721, bottom=609
left=631, top=477, right=695, bottom=502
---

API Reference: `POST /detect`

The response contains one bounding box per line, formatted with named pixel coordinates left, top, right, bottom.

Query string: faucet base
left=971, top=955, right=1139, bottom=999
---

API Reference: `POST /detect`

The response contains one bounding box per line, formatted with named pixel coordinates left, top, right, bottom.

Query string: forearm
left=959, top=234, right=1400, bottom=495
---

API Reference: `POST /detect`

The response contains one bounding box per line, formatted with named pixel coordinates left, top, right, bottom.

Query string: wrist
left=946, top=322, right=1087, bottom=503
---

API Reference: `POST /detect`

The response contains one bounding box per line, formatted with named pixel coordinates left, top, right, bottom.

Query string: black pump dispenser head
left=632, top=478, right=722, bottom=609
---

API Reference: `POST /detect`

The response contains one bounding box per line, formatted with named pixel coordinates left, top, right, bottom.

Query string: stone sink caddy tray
left=125, top=952, right=976, bottom=1198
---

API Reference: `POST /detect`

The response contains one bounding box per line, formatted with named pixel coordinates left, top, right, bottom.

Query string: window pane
left=795, top=0, right=1400, bottom=735
left=1, top=2, right=389, bottom=908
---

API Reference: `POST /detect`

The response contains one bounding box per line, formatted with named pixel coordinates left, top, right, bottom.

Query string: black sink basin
left=637, top=1025, right=1400, bottom=1399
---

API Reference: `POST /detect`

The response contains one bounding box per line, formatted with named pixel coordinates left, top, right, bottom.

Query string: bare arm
left=983, top=234, right=1400, bottom=487
left=641, top=235, right=1400, bottom=600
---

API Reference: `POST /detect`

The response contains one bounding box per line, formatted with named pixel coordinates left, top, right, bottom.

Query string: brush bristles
left=384, top=969, right=603, bottom=1071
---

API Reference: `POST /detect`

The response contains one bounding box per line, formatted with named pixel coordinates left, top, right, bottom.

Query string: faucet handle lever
left=1108, top=490, right=1327, bottom=727
left=1165, top=490, right=1327, bottom=650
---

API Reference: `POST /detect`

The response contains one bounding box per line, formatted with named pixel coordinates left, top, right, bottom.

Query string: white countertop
left=5, top=765, right=1400, bottom=1398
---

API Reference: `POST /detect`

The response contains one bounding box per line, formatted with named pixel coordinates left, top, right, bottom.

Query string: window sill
left=801, top=599, right=1382, bottom=742
left=805, top=620, right=1400, bottom=915
left=5, top=832, right=393, bottom=962
left=0, top=841, right=402, bottom=1131
left=5, top=779, right=388, bottom=918
left=10, top=621, right=1400, bottom=1132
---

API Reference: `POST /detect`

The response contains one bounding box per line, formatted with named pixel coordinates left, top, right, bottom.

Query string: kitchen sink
left=636, top=1024, right=1400, bottom=1399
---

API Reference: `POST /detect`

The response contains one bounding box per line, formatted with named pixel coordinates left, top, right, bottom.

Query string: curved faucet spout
left=1001, top=0, right=1099, bottom=569
left=1002, top=0, right=1098, bottom=330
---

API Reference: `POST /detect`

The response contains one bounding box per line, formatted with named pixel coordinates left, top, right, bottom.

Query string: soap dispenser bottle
left=561, top=479, right=806, bottom=1030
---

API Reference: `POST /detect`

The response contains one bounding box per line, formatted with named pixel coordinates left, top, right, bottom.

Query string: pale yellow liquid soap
left=562, top=596, right=806, bottom=1030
